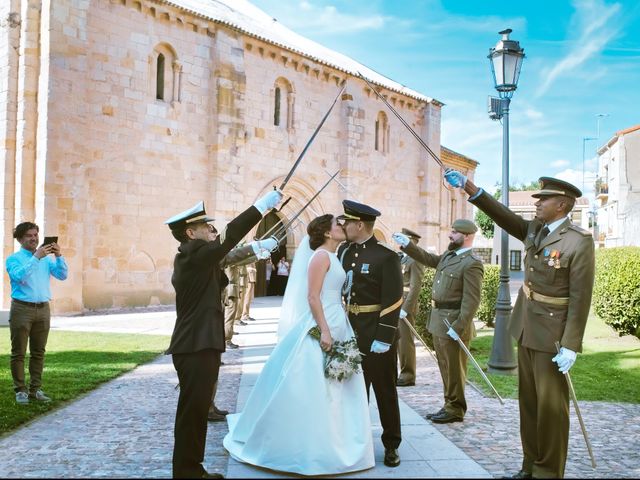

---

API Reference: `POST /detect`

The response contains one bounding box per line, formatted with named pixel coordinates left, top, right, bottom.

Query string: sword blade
left=357, top=72, right=442, bottom=168
left=555, top=342, right=597, bottom=468
left=278, top=83, right=346, bottom=191
left=267, top=169, right=341, bottom=242
left=443, top=318, right=504, bottom=405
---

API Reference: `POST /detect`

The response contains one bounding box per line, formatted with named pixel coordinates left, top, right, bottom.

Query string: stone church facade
left=0, top=0, right=477, bottom=313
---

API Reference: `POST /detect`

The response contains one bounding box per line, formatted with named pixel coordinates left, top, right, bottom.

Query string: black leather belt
left=431, top=300, right=462, bottom=309
left=12, top=299, right=49, bottom=308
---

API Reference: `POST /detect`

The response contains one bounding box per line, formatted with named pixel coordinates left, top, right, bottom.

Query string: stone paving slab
left=0, top=295, right=638, bottom=478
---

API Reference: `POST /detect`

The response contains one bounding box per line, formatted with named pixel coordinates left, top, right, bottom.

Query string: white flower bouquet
left=308, top=326, right=363, bottom=381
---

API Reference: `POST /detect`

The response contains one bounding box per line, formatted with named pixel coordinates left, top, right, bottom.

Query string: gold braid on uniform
left=380, top=297, right=403, bottom=317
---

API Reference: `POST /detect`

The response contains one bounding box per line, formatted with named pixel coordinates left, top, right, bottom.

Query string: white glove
left=370, top=340, right=391, bottom=354
left=552, top=347, right=577, bottom=373
left=399, top=309, right=408, bottom=319
left=253, top=190, right=283, bottom=214
left=444, top=168, right=467, bottom=188
left=392, top=232, right=410, bottom=248
left=446, top=327, right=460, bottom=341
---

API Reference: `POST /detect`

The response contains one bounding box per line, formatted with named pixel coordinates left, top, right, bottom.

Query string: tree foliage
left=476, top=180, right=539, bottom=239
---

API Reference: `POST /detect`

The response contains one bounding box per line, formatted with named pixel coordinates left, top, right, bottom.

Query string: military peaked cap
left=337, top=199, right=381, bottom=222
left=532, top=177, right=582, bottom=199
left=164, top=201, right=215, bottom=231
left=452, top=218, right=478, bottom=234
left=401, top=227, right=421, bottom=240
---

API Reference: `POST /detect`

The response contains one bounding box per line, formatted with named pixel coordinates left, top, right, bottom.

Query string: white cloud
left=535, top=0, right=622, bottom=97
left=551, top=159, right=570, bottom=168
left=554, top=167, right=596, bottom=199
left=270, top=0, right=388, bottom=34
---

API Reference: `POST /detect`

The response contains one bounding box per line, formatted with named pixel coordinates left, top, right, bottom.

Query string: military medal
left=549, top=250, right=561, bottom=269
left=361, top=263, right=370, bottom=274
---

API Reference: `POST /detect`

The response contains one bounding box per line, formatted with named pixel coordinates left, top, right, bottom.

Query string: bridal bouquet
left=308, top=326, right=363, bottom=382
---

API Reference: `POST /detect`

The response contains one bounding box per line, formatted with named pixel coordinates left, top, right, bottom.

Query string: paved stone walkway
left=0, top=296, right=638, bottom=478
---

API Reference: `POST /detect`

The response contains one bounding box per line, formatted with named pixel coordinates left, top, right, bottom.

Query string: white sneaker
left=15, top=391, right=29, bottom=404
left=29, top=390, right=51, bottom=402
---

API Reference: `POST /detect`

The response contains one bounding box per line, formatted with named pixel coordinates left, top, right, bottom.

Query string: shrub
left=477, top=264, right=500, bottom=327
left=415, top=268, right=435, bottom=349
left=593, top=247, right=640, bottom=338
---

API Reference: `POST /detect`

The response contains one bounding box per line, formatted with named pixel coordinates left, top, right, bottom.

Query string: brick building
left=0, top=0, right=477, bottom=313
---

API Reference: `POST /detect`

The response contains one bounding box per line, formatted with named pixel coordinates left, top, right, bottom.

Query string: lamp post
left=582, top=137, right=596, bottom=193
left=486, top=29, right=525, bottom=375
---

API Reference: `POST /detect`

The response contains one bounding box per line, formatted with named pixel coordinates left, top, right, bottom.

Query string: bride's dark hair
left=307, top=214, right=334, bottom=250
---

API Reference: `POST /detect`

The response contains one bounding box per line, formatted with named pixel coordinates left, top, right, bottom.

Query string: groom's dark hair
left=307, top=214, right=334, bottom=250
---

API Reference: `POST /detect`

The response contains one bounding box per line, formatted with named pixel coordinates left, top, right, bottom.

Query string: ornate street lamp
left=486, top=29, right=524, bottom=375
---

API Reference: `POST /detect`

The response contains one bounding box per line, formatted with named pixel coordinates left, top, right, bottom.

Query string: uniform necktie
left=536, top=226, right=550, bottom=248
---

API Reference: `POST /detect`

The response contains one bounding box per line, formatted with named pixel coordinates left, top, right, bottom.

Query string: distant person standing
left=265, top=258, right=274, bottom=296
left=6, top=222, right=68, bottom=405
left=395, top=228, right=426, bottom=387
left=275, top=257, right=290, bottom=295
left=240, top=263, right=257, bottom=322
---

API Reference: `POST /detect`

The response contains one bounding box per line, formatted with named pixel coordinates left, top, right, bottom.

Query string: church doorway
left=254, top=211, right=288, bottom=297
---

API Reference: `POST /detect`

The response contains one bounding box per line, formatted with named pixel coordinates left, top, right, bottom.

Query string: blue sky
left=249, top=0, right=640, bottom=200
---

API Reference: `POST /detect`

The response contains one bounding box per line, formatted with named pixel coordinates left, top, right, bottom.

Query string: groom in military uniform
left=337, top=200, right=404, bottom=468
left=444, top=170, right=595, bottom=479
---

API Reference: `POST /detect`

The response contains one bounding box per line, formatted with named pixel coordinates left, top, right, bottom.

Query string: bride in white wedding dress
left=223, top=214, right=375, bottom=475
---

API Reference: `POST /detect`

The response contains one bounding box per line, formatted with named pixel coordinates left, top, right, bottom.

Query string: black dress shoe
left=425, top=408, right=446, bottom=420
left=207, top=409, right=226, bottom=422
left=238, top=320, right=248, bottom=326
left=396, top=378, right=415, bottom=387
left=202, top=471, right=224, bottom=479
left=430, top=411, right=463, bottom=424
left=504, top=470, right=532, bottom=479
left=226, top=341, right=239, bottom=349
left=383, top=448, right=400, bottom=467
left=212, top=405, right=229, bottom=416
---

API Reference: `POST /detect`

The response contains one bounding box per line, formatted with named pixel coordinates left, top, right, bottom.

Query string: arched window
left=375, top=111, right=389, bottom=153
left=156, top=54, right=165, bottom=100
left=152, top=43, right=180, bottom=103
left=273, top=78, right=294, bottom=130
left=274, top=87, right=281, bottom=126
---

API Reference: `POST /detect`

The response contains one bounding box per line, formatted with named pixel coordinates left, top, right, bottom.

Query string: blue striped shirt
left=6, top=248, right=68, bottom=302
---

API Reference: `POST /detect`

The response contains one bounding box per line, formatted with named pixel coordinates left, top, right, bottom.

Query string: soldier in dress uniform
left=165, top=191, right=281, bottom=479
left=223, top=264, right=242, bottom=350
left=396, top=228, right=427, bottom=387
left=337, top=199, right=404, bottom=468
left=444, top=170, right=595, bottom=479
left=393, top=220, right=483, bottom=424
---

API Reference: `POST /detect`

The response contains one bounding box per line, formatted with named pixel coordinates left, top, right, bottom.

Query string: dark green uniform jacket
left=403, top=242, right=483, bottom=340
left=471, top=191, right=595, bottom=353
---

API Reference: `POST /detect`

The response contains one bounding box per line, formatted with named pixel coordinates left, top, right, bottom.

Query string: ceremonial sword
left=554, top=341, right=597, bottom=468
left=262, top=169, right=341, bottom=244
left=442, top=318, right=504, bottom=405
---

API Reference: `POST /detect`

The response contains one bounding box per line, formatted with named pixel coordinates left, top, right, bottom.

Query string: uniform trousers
left=240, top=281, right=255, bottom=319
left=518, top=344, right=569, bottom=478
left=432, top=334, right=468, bottom=419
left=397, top=311, right=417, bottom=383
left=172, top=348, right=220, bottom=478
left=9, top=301, right=51, bottom=393
left=223, top=296, right=239, bottom=342
left=361, top=342, right=401, bottom=450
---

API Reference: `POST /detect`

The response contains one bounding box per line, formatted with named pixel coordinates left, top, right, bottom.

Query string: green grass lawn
left=0, top=330, right=170, bottom=435
left=467, top=311, right=640, bottom=403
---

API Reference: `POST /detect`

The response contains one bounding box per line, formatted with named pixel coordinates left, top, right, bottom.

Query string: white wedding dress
left=223, top=237, right=374, bottom=475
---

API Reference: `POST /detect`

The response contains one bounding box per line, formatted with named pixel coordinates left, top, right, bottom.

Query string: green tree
left=476, top=180, right=539, bottom=238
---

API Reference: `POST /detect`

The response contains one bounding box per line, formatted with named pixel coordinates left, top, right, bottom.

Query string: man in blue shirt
left=6, top=222, right=68, bottom=405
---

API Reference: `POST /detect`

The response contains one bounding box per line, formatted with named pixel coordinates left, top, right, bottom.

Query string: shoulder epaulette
left=377, top=241, right=397, bottom=252
left=568, top=224, right=592, bottom=237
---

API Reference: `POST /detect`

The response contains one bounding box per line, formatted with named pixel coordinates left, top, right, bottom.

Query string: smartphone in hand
left=40, top=236, right=58, bottom=247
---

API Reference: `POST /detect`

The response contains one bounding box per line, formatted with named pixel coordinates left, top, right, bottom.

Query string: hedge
left=477, top=264, right=500, bottom=327
left=593, top=246, right=640, bottom=338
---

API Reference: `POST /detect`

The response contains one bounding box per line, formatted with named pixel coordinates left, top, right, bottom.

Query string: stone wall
left=1, top=0, right=476, bottom=313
